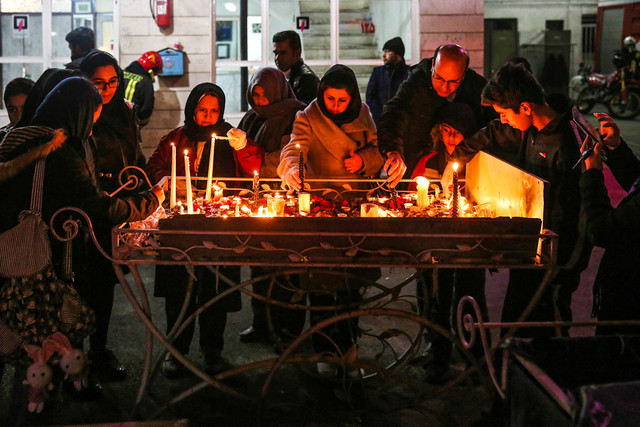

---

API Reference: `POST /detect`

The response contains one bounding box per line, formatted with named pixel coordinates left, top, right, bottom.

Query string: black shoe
left=62, top=375, right=103, bottom=401
left=162, top=353, right=189, bottom=379
left=239, top=326, right=271, bottom=343
left=204, top=351, right=232, bottom=375
left=88, top=349, right=127, bottom=381
left=424, top=361, right=451, bottom=385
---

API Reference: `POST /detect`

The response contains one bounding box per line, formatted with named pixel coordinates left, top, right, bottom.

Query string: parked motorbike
left=572, top=62, right=640, bottom=119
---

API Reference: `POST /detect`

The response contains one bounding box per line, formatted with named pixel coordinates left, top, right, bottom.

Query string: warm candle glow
left=453, top=162, right=459, bottom=172
left=415, top=176, right=430, bottom=208
left=184, top=150, right=193, bottom=214
left=170, top=142, right=176, bottom=208
left=415, top=176, right=429, bottom=188
left=205, top=134, right=217, bottom=200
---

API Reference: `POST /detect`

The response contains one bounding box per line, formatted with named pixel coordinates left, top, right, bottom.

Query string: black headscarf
left=183, top=83, right=232, bottom=141
left=30, top=77, right=102, bottom=144
left=17, top=68, right=81, bottom=127
left=316, top=64, right=362, bottom=126
left=243, top=67, right=305, bottom=153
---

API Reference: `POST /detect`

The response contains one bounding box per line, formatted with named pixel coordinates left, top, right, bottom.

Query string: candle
left=297, top=144, right=304, bottom=192
left=452, top=162, right=459, bottom=218
left=170, top=142, right=176, bottom=208
left=184, top=150, right=193, bottom=214
left=415, top=176, right=430, bottom=208
left=252, top=170, right=260, bottom=205
left=205, top=134, right=216, bottom=200
left=298, top=192, right=310, bottom=214
left=269, top=193, right=285, bottom=216
left=213, top=184, right=223, bottom=201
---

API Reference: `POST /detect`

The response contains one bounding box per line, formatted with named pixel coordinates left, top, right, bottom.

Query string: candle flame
left=184, top=150, right=188, bottom=156
left=254, top=170, right=258, bottom=176
left=296, top=144, right=301, bottom=149
left=212, top=133, right=216, bottom=138
left=453, top=162, right=459, bottom=172
left=415, top=176, right=429, bottom=187
left=213, top=184, right=220, bottom=191
left=170, top=142, right=174, bottom=147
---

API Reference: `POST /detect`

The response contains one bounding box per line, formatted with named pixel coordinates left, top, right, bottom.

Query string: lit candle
left=297, top=144, right=304, bottom=192
left=184, top=150, right=193, bottom=214
left=415, top=176, right=430, bottom=208
left=170, top=142, right=176, bottom=208
left=298, top=192, right=310, bottom=214
left=213, top=184, right=223, bottom=201
left=452, top=162, right=459, bottom=218
left=205, top=134, right=216, bottom=200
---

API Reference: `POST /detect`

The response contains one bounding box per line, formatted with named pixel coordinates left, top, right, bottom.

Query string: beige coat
left=278, top=100, right=384, bottom=189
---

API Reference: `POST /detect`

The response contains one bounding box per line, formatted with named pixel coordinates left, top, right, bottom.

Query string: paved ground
left=0, top=115, right=637, bottom=426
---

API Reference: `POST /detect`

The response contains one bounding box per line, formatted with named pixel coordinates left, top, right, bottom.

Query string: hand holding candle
left=170, top=142, right=176, bottom=208
left=184, top=150, right=193, bottom=214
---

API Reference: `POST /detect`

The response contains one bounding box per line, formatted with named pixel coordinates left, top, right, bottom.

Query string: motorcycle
left=572, top=62, right=640, bottom=119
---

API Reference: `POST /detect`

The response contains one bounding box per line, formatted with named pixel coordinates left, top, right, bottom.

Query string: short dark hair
left=273, top=30, right=301, bottom=51
left=65, top=27, right=95, bottom=52
left=4, top=77, right=35, bottom=106
left=481, top=62, right=545, bottom=112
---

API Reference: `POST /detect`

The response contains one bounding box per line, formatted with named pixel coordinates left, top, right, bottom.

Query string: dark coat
left=365, top=60, right=410, bottom=124
left=123, top=61, right=155, bottom=127
left=377, top=57, right=493, bottom=178
left=287, top=60, right=320, bottom=105
left=580, top=141, right=640, bottom=334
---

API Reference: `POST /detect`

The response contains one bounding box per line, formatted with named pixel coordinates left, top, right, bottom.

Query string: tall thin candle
left=452, top=162, right=459, bottom=217
left=297, top=144, right=304, bottom=192
left=184, top=150, right=193, bottom=214
left=205, top=134, right=216, bottom=200
left=252, top=170, right=260, bottom=206
left=170, top=142, right=176, bottom=208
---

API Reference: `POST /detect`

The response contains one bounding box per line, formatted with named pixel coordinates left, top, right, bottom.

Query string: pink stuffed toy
left=45, top=332, right=88, bottom=391
left=22, top=343, right=56, bottom=413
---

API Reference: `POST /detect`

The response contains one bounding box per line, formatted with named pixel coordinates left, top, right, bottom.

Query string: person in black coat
left=579, top=113, right=640, bottom=335
left=366, top=37, right=410, bottom=124
left=378, top=44, right=495, bottom=186
left=272, top=30, right=320, bottom=105
left=123, top=51, right=163, bottom=127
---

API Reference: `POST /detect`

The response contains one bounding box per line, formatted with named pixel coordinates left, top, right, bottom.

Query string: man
left=366, top=37, right=410, bottom=124
left=123, top=51, right=163, bottom=127
left=455, top=62, right=592, bottom=338
left=379, top=44, right=494, bottom=186
left=65, top=27, right=95, bottom=70
left=2, top=77, right=34, bottom=130
left=273, top=30, right=319, bottom=105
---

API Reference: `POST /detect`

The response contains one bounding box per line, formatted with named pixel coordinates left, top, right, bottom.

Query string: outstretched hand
left=384, top=152, right=407, bottom=188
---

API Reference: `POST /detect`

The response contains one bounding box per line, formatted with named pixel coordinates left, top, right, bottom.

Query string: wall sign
left=12, top=15, right=28, bottom=38
left=296, top=16, right=309, bottom=32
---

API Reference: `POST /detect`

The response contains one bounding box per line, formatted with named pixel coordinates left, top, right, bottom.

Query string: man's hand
left=344, top=150, right=364, bottom=173
left=227, top=128, right=247, bottom=150
left=384, top=152, right=407, bottom=188
left=593, top=112, right=621, bottom=150
left=582, top=137, right=604, bottom=171
left=281, top=166, right=301, bottom=191
left=150, top=184, right=166, bottom=204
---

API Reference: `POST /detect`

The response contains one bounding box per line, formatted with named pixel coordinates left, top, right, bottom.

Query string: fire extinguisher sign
left=12, top=15, right=29, bottom=38
left=157, top=2, right=167, bottom=15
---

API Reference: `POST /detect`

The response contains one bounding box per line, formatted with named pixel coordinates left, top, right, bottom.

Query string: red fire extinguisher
left=156, top=0, right=171, bottom=27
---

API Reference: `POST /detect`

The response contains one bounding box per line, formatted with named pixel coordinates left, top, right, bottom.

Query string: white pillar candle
left=415, top=176, right=430, bottom=208
left=298, top=192, right=310, bottom=214
left=184, top=150, right=193, bottom=214
left=205, top=134, right=216, bottom=200
left=170, top=142, right=176, bottom=208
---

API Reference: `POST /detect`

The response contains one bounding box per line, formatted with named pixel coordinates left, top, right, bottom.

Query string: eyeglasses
left=92, top=78, right=119, bottom=91
left=431, top=67, right=463, bottom=86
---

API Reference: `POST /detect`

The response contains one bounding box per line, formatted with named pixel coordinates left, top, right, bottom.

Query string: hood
left=0, top=127, right=66, bottom=183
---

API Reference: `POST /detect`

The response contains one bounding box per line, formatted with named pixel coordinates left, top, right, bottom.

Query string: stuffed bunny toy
left=22, top=343, right=56, bottom=413
left=45, top=332, right=88, bottom=391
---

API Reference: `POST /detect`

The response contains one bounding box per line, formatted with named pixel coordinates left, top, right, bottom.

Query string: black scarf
left=316, top=64, right=362, bottom=126
left=183, top=83, right=233, bottom=142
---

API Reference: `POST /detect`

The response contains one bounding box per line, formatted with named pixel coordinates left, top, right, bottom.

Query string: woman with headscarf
left=0, top=78, right=163, bottom=403
left=79, top=50, right=146, bottom=195
left=146, top=82, right=261, bottom=378
left=278, top=65, right=384, bottom=377
left=236, top=68, right=306, bottom=347
left=238, top=67, right=305, bottom=177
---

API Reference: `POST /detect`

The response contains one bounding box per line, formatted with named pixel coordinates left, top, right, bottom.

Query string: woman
left=279, top=65, right=384, bottom=377
left=146, top=82, right=261, bottom=378
left=237, top=67, right=307, bottom=346
left=0, top=78, right=163, bottom=408
left=80, top=50, right=146, bottom=194
left=580, top=113, right=640, bottom=335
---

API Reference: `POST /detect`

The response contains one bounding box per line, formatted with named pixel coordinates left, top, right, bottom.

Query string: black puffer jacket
left=377, top=57, right=494, bottom=178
